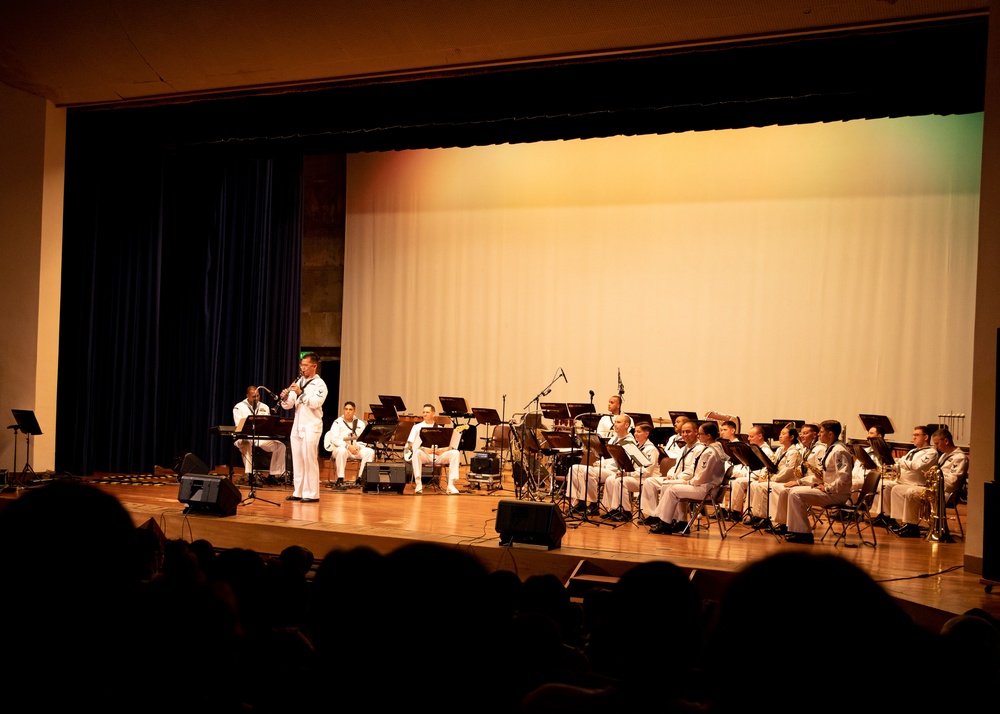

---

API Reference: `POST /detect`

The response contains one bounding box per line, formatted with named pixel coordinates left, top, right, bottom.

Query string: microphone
left=258, top=385, right=278, bottom=399
left=559, top=367, right=568, bottom=383
left=589, top=389, right=595, bottom=400
left=618, top=367, right=625, bottom=396
left=542, top=388, right=551, bottom=397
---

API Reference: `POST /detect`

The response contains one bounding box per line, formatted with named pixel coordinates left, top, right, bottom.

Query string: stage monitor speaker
left=178, top=474, right=241, bottom=516
left=470, top=455, right=500, bottom=475
left=175, top=452, right=210, bottom=480
left=495, top=499, right=566, bottom=550
left=363, top=463, right=406, bottom=494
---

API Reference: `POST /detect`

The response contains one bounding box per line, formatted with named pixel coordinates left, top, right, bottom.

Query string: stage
left=10, top=467, right=999, bottom=631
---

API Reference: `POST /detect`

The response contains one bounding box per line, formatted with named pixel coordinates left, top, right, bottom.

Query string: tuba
left=922, top=465, right=950, bottom=542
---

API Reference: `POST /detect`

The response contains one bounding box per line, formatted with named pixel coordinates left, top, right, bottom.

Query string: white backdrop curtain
left=342, top=114, right=981, bottom=442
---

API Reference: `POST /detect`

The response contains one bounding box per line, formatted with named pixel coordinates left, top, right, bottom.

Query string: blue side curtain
left=57, top=142, right=303, bottom=476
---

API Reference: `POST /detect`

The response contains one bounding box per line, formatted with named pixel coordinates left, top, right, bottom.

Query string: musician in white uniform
left=658, top=415, right=689, bottom=474
left=280, top=353, right=328, bottom=502
left=878, top=425, right=937, bottom=526
left=406, top=404, right=461, bottom=494
left=323, top=400, right=375, bottom=490
left=725, top=424, right=773, bottom=520
left=748, top=423, right=802, bottom=534
left=568, top=414, right=634, bottom=515
left=891, top=428, right=968, bottom=537
left=596, top=395, right=633, bottom=438
left=785, top=420, right=854, bottom=544
left=651, top=421, right=727, bottom=534
left=798, top=423, right=826, bottom=484
left=641, top=420, right=703, bottom=526
left=233, top=386, right=287, bottom=479
left=601, top=422, right=659, bottom=519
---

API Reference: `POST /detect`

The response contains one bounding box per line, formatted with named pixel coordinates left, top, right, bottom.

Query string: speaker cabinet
left=495, top=499, right=566, bottom=550
left=470, top=455, right=500, bottom=474
left=178, top=474, right=241, bottom=516
left=363, top=463, right=406, bottom=494
left=175, top=452, right=210, bottom=480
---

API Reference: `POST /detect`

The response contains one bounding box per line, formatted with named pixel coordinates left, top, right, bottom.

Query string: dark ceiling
left=3, top=1, right=987, bottom=153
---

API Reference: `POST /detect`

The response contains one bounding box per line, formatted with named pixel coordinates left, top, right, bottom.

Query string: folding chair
left=943, top=471, right=968, bottom=540
left=677, top=470, right=732, bottom=539
left=820, top=469, right=881, bottom=548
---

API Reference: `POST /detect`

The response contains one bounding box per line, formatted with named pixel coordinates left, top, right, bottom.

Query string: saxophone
left=922, top=465, right=950, bottom=542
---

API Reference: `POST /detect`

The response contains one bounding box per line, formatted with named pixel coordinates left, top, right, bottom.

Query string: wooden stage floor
left=26, top=468, right=1000, bottom=629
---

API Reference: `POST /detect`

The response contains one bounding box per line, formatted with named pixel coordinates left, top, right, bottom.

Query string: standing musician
left=324, top=400, right=375, bottom=490
left=568, top=413, right=635, bottom=516
left=748, top=423, right=802, bottom=534
left=651, top=420, right=727, bottom=534
left=233, top=385, right=287, bottom=481
left=406, top=404, right=461, bottom=495
left=890, top=427, right=968, bottom=537
left=784, top=420, right=854, bottom=544
left=641, top=420, right=703, bottom=527
left=596, top=395, right=633, bottom=438
left=601, top=422, right=659, bottom=521
left=280, top=353, right=328, bottom=503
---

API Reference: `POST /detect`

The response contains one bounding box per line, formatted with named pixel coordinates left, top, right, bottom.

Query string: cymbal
left=651, top=416, right=672, bottom=425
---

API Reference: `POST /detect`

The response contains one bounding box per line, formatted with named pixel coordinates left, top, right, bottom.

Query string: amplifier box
left=470, top=454, right=500, bottom=475
left=363, top=462, right=407, bottom=494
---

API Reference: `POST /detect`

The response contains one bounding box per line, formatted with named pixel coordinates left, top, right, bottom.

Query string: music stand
left=720, top=441, right=778, bottom=539
left=858, top=413, right=895, bottom=436
left=234, top=414, right=280, bottom=507
left=669, top=410, right=698, bottom=422
left=439, top=396, right=472, bottom=418
left=752, top=422, right=778, bottom=443
left=602, top=443, right=639, bottom=526
left=575, top=412, right=605, bottom=432
left=867, top=435, right=896, bottom=527
left=379, top=395, right=406, bottom=414
left=627, top=412, right=653, bottom=427
left=852, top=444, right=878, bottom=471
left=541, top=402, right=570, bottom=421
left=773, top=419, right=805, bottom=431
left=417, top=426, right=454, bottom=491
left=369, top=403, right=399, bottom=423
left=9, top=409, right=42, bottom=488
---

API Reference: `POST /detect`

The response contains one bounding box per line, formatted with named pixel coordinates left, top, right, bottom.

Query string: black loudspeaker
left=470, top=455, right=500, bottom=474
left=175, top=452, right=210, bottom=480
left=495, top=499, right=566, bottom=550
left=363, top=463, right=406, bottom=494
left=458, top=427, right=477, bottom=452
left=178, top=474, right=241, bottom=516
left=983, top=481, right=1000, bottom=581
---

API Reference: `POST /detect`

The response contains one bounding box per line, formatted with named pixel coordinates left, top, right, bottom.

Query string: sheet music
left=622, top=442, right=652, bottom=467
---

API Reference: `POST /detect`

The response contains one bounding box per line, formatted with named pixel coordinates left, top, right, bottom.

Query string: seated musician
left=233, top=386, right=286, bottom=481
left=747, top=423, right=802, bottom=534
left=784, top=420, right=854, bottom=544
left=724, top=424, right=773, bottom=521
left=658, top=415, right=689, bottom=474
left=651, top=420, right=727, bottom=534
left=874, top=424, right=936, bottom=525
left=641, top=420, right=704, bottom=527
left=853, top=424, right=883, bottom=491
left=798, top=423, right=826, bottom=484
left=323, top=400, right=375, bottom=490
left=568, top=414, right=634, bottom=516
left=405, top=404, right=461, bottom=495
left=601, top=422, right=659, bottom=521
left=890, top=428, right=968, bottom=537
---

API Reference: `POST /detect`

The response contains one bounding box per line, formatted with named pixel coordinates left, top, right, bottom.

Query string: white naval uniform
left=748, top=444, right=802, bottom=523
left=894, top=448, right=969, bottom=525
left=407, top=421, right=461, bottom=493
left=568, top=432, right=636, bottom=505
left=233, top=399, right=287, bottom=475
left=281, top=376, right=328, bottom=500
left=786, top=440, right=853, bottom=534
left=324, top=415, right=375, bottom=481
left=726, top=442, right=774, bottom=516
left=602, top=439, right=660, bottom=512
left=657, top=441, right=727, bottom=524
left=641, top=442, right=705, bottom=517
left=879, top=446, right=937, bottom=518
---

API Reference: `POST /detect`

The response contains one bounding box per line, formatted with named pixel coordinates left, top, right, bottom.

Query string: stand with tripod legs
left=5, top=409, right=43, bottom=491
left=236, top=414, right=280, bottom=507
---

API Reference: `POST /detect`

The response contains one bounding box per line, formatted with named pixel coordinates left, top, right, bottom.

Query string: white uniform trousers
left=333, top=445, right=375, bottom=481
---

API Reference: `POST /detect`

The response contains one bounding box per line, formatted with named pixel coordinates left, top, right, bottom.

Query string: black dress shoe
left=587, top=504, right=600, bottom=516
left=784, top=532, right=814, bottom=544
left=300, top=497, right=319, bottom=503
left=772, top=524, right=788, bottom=536
left=642, top=515, right=661, bottom=527
left=894, top=523, right=922, bottom=538
left=286, top=495, right=302, bottom=501
left=650, top=520, right=674, bottom=534
left=671, top=520, right=689, bottom=535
